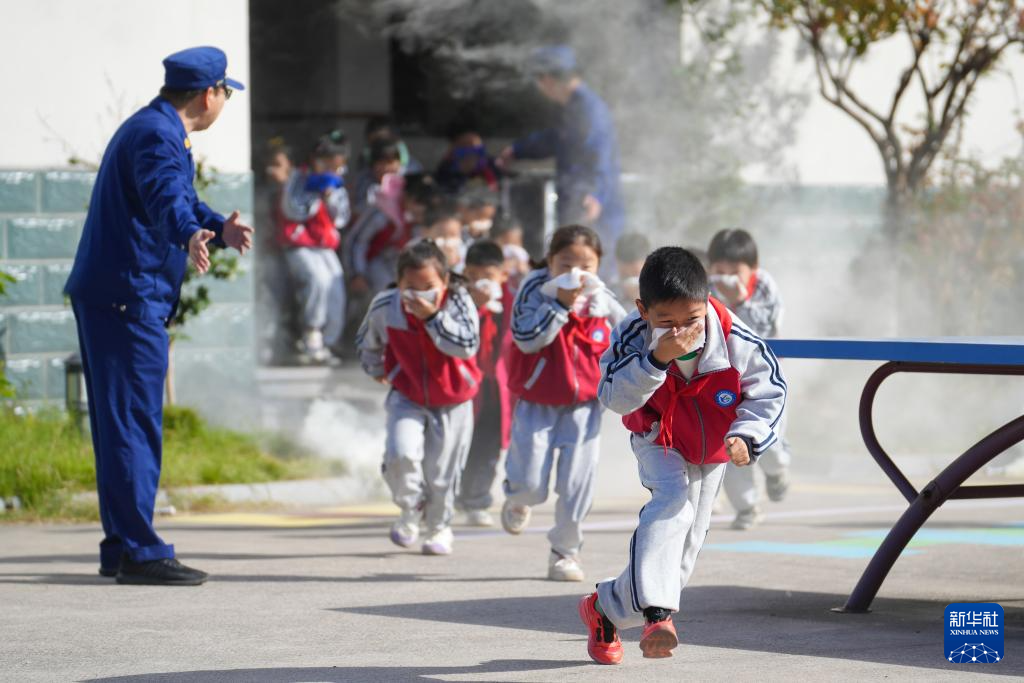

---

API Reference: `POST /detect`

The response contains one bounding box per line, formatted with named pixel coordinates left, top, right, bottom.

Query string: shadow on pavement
left=331, top=586, right=1024, bottom=676
left=0, top=569, right=545, bottom=586
left=81, top=659, right=580, bottom=682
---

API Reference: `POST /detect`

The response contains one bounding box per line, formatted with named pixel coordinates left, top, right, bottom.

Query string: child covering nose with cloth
left=356, top=240, right=481, bottom=556
left=579, top=246, right=786, bottom=664
left=502, top=224, right=626, bottom=582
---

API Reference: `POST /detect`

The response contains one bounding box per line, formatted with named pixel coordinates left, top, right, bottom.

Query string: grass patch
left=0, top=405, right=332, bottom=522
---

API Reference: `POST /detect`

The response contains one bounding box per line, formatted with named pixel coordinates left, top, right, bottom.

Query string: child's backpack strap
left=708, top=296, right=733, bottom=339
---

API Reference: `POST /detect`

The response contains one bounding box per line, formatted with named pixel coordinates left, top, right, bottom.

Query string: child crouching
left=579, top=247, right=786, bottom=664
left=356, top=240, right=481, bottom=555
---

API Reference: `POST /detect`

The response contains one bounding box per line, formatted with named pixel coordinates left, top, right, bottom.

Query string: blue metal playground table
left=765, top=337, right=1024, bottom=613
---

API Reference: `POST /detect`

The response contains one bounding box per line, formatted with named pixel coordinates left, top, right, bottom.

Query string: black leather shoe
left=99, top=567, right=118, bottom=578
left=116, top=558, right=208, bottom=586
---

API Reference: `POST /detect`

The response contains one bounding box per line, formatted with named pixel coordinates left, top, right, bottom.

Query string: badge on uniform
left=184, top=137, right=192, bottom=150
left=715, top=390, right=737, bottom=407
left=592, top=329, right=606, bottom=343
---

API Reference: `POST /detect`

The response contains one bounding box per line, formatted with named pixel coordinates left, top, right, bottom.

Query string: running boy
left=707, top=228, right=791, bottom=530
left=580, top=246, right=786, bottom=663
left=456, top=240, right=515, bottom=526
left=356, top=240, right=481, bottom=556
left=502, top=224, right=626, bottom=582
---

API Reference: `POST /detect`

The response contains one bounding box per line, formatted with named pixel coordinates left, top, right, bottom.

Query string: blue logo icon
left=945, top=603, right=1003, bottom=663
left=714, top=390, right=737, bottom=407
left=592, top=329, right=605, bottom=343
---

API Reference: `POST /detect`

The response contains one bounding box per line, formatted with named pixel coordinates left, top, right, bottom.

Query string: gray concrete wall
left=0, top=168, right=256, bottom=416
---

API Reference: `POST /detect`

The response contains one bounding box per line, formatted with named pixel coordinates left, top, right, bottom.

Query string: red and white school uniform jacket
left=357, top=286, right=482, bottom=408
left=476, top=283, right=516, bottom=448
left=344, top=204, right=412, bottom=282
left=598, top=297, right=787, bottom=465
left=276, top=167, right=349, bottom=250
left=508, top=268, right=627, bottom=406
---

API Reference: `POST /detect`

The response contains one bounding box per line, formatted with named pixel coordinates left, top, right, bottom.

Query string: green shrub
left=0, top=406, right=324, bottom=520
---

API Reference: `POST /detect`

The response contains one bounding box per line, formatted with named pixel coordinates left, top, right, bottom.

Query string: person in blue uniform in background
left=499, top=45, right=625, bottom=276
left=64, top=46, right=253, bottom=586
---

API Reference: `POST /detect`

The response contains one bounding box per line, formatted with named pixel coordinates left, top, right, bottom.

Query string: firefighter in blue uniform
left=65, top=46, right=253, bottom=586
left=500, top=45, right=625, bottom=267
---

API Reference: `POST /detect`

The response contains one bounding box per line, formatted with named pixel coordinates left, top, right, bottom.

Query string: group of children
left=354, top=217, right=792, bottom=662
left=265, top=121, right=526, bottom=364
left=267, top=121, right=793, bottom=664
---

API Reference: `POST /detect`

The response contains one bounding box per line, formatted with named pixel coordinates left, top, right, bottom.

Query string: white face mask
left=474, top=278, right=503, bottom=313
left=708, top=274, right=741, bottom=288
left=502, top=244, right=529, bottom=263
left=433, top=236, right=464, bottom=250
left=649, top=325, right=706, bottom=355
left=621, top=275, right=640, bottom=300
left=402, top=288, right=440, bottom=306
left=469, top=218, right=493, bottom=236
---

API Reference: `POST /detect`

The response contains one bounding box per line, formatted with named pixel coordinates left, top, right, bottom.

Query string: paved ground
left=2, top=477, right=1023, bottom=682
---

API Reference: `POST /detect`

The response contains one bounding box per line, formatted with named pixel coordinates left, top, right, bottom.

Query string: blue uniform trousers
left=72, top=300, right=175, bottom=569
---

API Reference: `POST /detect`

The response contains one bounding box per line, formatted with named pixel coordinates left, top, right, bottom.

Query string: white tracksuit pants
left=383, top=391, right=474, bottom=535
left=597, top=434, right=726, bottom=630
left=503, top=399, right=602, bottom=558
left=283, top=247, right=345, bottom=347
left=722, top=414, right=791, bottom=512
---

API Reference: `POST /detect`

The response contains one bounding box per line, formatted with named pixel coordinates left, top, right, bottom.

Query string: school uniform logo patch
left=715, top=390, right=737, bottom=407
left=592, top=329, right=606, bottom=343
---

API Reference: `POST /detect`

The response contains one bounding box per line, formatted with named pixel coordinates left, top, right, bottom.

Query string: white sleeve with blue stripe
left=725, top=321, right=788, bottom=458
left=425, top=287, right=479, bottom=360
left=356, top=291, right=393, bottom=379
left=597, top=312, right=667, bottom=415
left=510, top=270, right=571, bottom=354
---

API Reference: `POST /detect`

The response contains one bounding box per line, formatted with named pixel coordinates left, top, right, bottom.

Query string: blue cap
left=163, top=46, right=245, bottom=91
left=527, top=45, right=577, bottom=75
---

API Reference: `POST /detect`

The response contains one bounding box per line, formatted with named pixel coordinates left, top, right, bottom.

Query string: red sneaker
left=577, top=593, right=623, bottom=665
left=639, top=618, right=678, bottom=658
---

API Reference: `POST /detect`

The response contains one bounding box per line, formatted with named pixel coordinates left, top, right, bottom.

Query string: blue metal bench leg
left=838, top=411, right=1024, bottom=613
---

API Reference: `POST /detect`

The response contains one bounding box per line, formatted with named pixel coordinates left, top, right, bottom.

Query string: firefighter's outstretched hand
left=726, top=436, right=751, bottom=466
left=188, top=229, right=216, bottom=274
left=222, top=211, right=254, bottom=255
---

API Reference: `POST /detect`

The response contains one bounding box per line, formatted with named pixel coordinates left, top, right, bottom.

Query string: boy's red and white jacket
left=598, top=297, right=787, bottom=465
left=276, top=167, right=350, bottom=250
left=357, top=286, right=482, bottom=408
left=508, top=267, right=627, bottom=406
left=476, top=283, right=516, bottom=448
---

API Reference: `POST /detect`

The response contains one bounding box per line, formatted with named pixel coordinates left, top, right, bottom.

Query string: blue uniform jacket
left=513, top=83, right=625, bottom=241
left=65, top=97, right=226, bottom=323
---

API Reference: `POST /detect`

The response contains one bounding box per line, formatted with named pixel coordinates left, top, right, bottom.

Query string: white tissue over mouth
left=540, top=268, right=605, bottom=314
left=402, top=288, right=440, bottom=305
left=540, top=267, right=604, bottom=299
left=475, top=279, right=504, bottom=313
left=648, top=324, right=706, bottom=354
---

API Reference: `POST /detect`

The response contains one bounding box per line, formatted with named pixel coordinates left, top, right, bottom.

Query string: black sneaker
left=98, top=566, right=118, bottom=578
left=116, top=558, right=208, bottom=586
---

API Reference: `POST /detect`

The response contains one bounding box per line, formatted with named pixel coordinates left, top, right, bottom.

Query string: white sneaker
left=300, top=330, right=330, bottom=364
left=389, top=509, right=420, bottom=548
left=465, top=509, right=495, bottom=527
left=501, top=500, right=531, bottom=535
left=422, top=527, right=454, bottom=555
left=731, top=506, right=765, bottom=530
left=548, top=551, right=584, bottom=582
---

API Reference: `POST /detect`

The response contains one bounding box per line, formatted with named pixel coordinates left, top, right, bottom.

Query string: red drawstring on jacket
left=655, top=372, right=711, bottom=458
